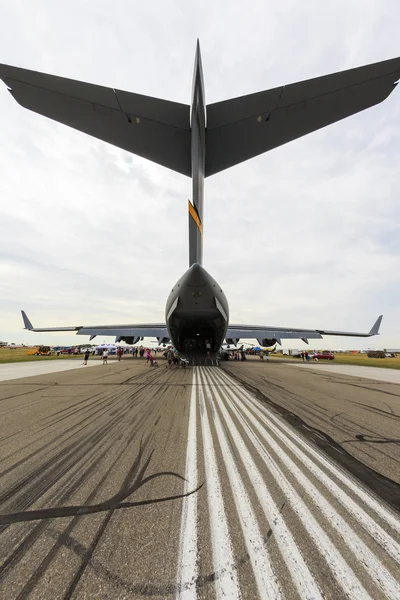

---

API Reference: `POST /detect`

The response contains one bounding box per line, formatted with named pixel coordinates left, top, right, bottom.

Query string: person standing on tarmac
left=166, top=348, right=173, bottom=369
left=117, top=347, right=123, bottom=362
left=102, top=349, right=109, bottom=365
left=83, top=349, right=90, bottom=365
left=145, top=349, right=151, bottom=365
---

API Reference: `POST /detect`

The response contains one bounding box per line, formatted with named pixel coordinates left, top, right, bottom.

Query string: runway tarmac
left=225, top=359, right=400, bottom=491
left=289, top=361, right=400, bottom=384
left=0, top=360, right=399, bottom=599
left=0, top=358, right=102, bottom=382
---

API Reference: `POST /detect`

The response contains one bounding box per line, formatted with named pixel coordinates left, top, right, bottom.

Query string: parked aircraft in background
left=1, top=43, right=397, bottom=357
left=219, top=344, right=245, bottom=360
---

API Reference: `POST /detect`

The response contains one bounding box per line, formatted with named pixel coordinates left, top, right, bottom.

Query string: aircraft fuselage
left=167, top=43, right=228, bottom=356
left=165, top=263, right=229, bottom=356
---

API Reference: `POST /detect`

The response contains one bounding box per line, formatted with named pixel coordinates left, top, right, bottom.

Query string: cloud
left=0, top=0, right=400, bottom=349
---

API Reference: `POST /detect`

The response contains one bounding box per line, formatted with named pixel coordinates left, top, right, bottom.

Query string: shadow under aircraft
left=1, top=42, right=398, bottom=358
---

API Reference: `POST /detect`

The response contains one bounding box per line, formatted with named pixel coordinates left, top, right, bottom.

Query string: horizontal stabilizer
left=206, top=57, right=400, bottom=176
left=0, top=64, right=191, bottom=176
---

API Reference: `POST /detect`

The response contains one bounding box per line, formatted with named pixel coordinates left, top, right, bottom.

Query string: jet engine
left=117, top=336, right=142, bottom=345
left=258, top=338, right=278, bottom=348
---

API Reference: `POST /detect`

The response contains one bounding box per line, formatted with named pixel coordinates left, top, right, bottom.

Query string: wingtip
left=369, top=315, right=383, bottom=336
left=21, top=310, right=33, bottom=330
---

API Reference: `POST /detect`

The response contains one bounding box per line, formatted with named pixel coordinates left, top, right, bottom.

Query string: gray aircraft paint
left=1, top=44, right=398, bottom=355
left=189, top=40, right=206, bottom=267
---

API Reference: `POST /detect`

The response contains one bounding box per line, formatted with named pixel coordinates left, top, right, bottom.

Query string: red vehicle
left=311, top=351, right=335, bottom=360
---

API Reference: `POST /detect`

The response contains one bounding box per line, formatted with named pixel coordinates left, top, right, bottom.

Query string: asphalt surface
left=289, top=361, right=400, bottom=384
left=224, top=359, right=400, bottom=493
left=0, top=358, right=399, bottom=599
left=0, top=359, right=102, bottom=382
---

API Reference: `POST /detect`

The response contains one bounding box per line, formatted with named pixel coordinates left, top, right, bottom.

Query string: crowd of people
left=78, top=345, right=321, bottom=367
left=231, top=350, right=247, bottom=361
left=80, top=345, right=190, bottom=368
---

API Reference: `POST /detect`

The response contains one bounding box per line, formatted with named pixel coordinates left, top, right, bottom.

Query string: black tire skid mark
left=38, top=511, right=276, bottom=597
left=0, top=385, right=55, bottom=405
left=0, top=388, right=115, bottom=467
left=328, top=407, right=400, bottom=467
left=37, top=385, right=141, bottom=433
left=223, top=366, right=400, bottom=512
left=342, top=434, right=400, bottom=445
left=0, top=389, right=129, bottom=481
left=0, top=397, right=156, bottom=588
left=0, top=401, right=114, bottom=479
left=321, top=376, right=400, bottom=399
left=39, top=379, right=151, bottom=422
left=251, top=371, right=400, bottom=478
left=0, top=411, right=128, bottom=521
left=0, top=385, right=146, bottom=477
left=0, top=385, right=148, bottom=510
left=0, top=394, right=56, bottom=417
left=0, top=428, right=119, bottom=585
left=37, top=383, right=152, bottom=437
left=350, top=400, right=400, bottom=420
left=123, top=365, right=184, bottom=386
left=38, top=384, right=140, bottom=428
left=11, top=428, right=160, bottom=598
left=0, top=367, right=185, bottom=593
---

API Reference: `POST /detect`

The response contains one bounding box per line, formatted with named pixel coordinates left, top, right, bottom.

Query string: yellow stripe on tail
left=188, top=200, right=203, bottom=234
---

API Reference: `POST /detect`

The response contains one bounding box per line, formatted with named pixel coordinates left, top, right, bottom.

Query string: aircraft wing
left=0, top=64, right=191, bottom=176
left=21, top=311, right=169, bottom=343
left=226, top=315, right=383, bottom=345
left=206, top=57, right=400, bottom=176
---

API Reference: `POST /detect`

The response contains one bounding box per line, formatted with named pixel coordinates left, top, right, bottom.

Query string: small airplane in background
left=1, top=42, right=396, bottom=357
left=219, top=344, right=245, bottom=360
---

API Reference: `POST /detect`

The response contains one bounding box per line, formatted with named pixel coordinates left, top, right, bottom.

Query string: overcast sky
left=0, top=0, right=399, bottom=349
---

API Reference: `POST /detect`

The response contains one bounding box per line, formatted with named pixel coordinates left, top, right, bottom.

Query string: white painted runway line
left=201, top=368, right=322, bottom=600
left=216, top=368, right=400, bottom=535
left=176, top=367, right=400, bottom=599
left=176, top=369, right=198, bottom=600
left=289, top=362, right=400, bottom=384
left=199, top=368, right=282, bottom=600
left=214, top=370, right=400, bottom=599
left=198, top=370, right=241, bottom=600
left=0, top=359, right=102, bottom=382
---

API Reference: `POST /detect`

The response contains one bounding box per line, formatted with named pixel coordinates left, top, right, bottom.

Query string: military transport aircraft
left=1, top=43, right=398, bottom=357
